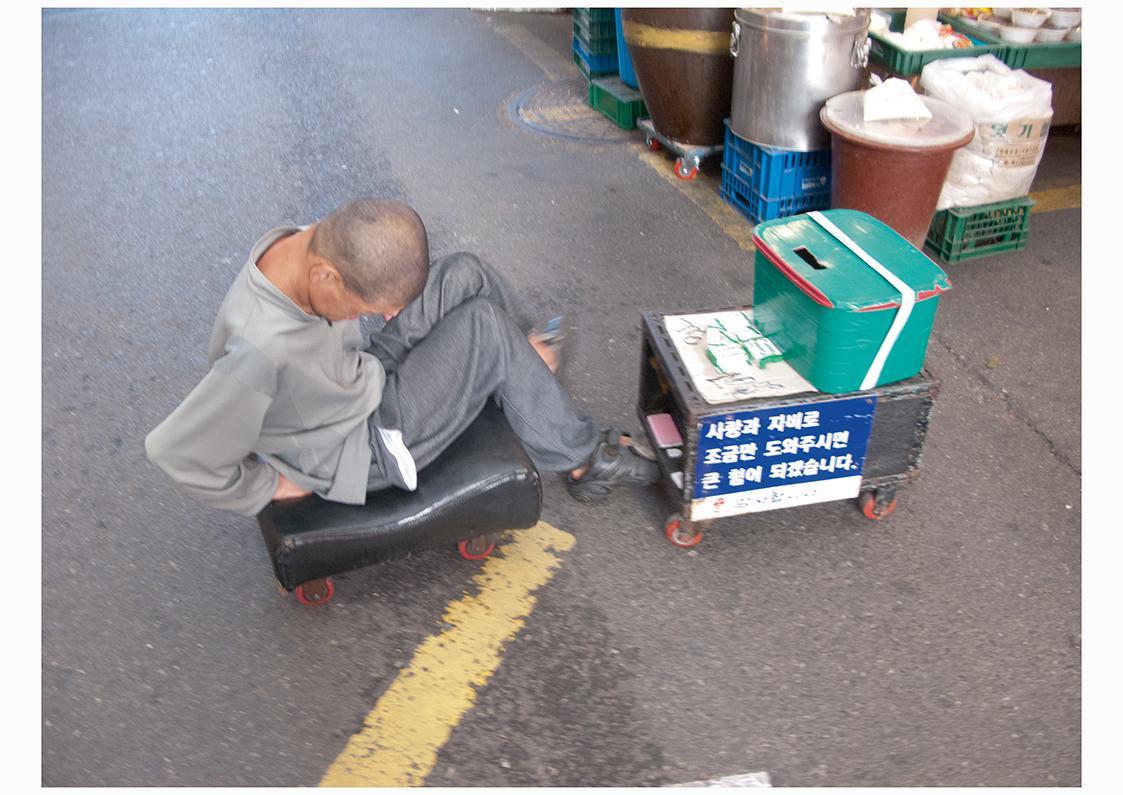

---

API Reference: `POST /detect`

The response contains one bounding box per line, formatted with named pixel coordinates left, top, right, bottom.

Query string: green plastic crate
left=573, top=7, right=615, bottom=25
left=939, top=13, right=1081, bottom=69
left=588, top=76, right=646, bottom=130
left=925, top=196, right=1034, bottom=263
left=573, top=12, right=617, bottom=51
left=868, top=27, right=1003, bottom=75
left=879, top=8, right=907, bottom=31
left=752, top=210, right=951, bottom=394
left=575, top=31, right=618, bottom=57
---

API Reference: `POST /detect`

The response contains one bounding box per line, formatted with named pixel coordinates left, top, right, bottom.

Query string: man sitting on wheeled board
left=145, top=197, right=657, bottom=515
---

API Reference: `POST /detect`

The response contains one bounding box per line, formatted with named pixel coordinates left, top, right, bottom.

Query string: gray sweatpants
left=365, top=252, right=600, bottom=491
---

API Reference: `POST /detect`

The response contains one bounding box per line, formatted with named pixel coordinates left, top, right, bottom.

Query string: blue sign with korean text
left=693, top=396, right=877, bottom=500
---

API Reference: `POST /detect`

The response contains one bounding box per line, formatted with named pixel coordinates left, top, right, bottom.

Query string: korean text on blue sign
left=692, top=396, right=877, bottom=500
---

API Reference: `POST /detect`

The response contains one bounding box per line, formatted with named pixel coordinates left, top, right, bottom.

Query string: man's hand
left=273, top=473, right=312, bottom=501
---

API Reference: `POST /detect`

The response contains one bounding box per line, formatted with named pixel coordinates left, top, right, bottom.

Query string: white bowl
left=1048, top=8, right=1081, bottom=27
left=1066, top=26, right=1081, bottom=41
left=1036, top=25, right=1069, bottom=41
left=974, top=13, right=1004, bottom=31
left=992, top=6, right=1013, bottom=19
left=999, top=23, right=1041, bottom=42
left=1012, top=8, right=1052, bottom=28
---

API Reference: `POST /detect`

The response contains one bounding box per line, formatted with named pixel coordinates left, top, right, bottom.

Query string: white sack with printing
left=920, top=55, right=1054, bottom=209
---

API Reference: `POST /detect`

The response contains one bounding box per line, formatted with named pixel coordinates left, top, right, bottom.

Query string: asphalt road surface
left=42, top=8, right=1081, bottom=787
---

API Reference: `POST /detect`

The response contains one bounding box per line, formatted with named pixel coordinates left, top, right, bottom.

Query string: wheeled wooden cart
left=637, top=310, right=939, bottom=548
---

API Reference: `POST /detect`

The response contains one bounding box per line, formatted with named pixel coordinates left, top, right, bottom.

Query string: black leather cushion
left=258, top=403, right=542, bottom=590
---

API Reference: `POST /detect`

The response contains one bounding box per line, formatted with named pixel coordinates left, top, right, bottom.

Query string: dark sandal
left=566, top=430, right=660, bottom=503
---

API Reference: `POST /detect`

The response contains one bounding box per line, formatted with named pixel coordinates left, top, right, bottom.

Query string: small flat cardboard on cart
left=663, top=309, right=815, bottom=404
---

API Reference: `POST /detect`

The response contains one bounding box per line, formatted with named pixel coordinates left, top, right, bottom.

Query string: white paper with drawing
left=665, top=310, right=816, bottom=404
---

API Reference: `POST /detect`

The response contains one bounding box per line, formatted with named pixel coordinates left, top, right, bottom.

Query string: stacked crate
left=574, top=8, right=648, bottom=130
left=572, top=8, right=618, bottom=79
left=719, top=120, right=832, bottom=226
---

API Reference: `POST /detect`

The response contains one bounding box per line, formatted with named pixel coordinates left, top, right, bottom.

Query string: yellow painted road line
left=1029, top=184, right=1081, bottom=214
left=635, top=149, right=757, bottom=254
left=319, top=521, right=576, bottom=787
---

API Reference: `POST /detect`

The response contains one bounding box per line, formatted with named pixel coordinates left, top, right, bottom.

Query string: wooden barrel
left=621, top=8, right=735, bottom=147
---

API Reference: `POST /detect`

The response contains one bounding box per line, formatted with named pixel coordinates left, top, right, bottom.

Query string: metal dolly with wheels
left=637, top=310, right=938, bottom=548
left=257, top=403, right=542, bottom=606
left=637, top=117, right=723, bottom=181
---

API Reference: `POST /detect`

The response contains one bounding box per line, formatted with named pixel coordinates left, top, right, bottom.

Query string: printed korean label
left=976, top=116, right=1052, bottom=168
left=691, top=395, right=876, bottom=518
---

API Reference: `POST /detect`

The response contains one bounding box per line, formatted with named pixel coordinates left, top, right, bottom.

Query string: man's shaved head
left=309, top=198, right=429, bottom=306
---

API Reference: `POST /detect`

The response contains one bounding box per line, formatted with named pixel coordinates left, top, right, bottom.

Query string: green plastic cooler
left=752, top=209, right=951, bottom=394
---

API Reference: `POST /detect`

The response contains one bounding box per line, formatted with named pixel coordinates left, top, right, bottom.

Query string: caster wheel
left=674, top=157, right=699, bottom=180
left=646, top=136, right=661, bottom=152
left=458, top=535, right=496, bottom=561
left=295, top=577, right=335, bottom=606
left=664, top=514, right=703, bottom=548
left=859, top=491, right=898, bottom=521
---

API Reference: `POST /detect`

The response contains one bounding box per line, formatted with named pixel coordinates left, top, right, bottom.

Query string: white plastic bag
left=921, top=55, right=1052, bottom=120
left=863, top=77, right=933, bottom=121
left=920, top=55, right=1053, bottom=208
left=882, top=18, right=955, bottom=51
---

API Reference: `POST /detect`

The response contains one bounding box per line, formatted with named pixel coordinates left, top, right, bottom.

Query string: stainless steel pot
left=730, top=8, right=871, bottom=151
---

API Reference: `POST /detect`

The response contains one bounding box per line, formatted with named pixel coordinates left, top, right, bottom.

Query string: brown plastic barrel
left=621, top=8, right=734, bottom=147
left=821, top=115, right=974, bottom=249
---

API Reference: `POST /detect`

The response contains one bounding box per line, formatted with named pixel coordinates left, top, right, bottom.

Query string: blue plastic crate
left=615, top=8, right=638, bottom=89
left=722, top=120, right=831, bottom=199
left=573, top=35, right=618, bottom=78
left=720, top=166, right=830, bottom=226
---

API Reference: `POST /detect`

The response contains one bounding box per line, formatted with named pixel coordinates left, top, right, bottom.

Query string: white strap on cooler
left=807, top=211, right=916, bottom=391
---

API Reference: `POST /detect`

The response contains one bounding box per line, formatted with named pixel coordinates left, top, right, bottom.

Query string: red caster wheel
left=295, top=577, right=335, bottom=606
left=859, top=491, right=898, bottom=521
left=646, top=136, right=661, bottom=152
left=664, top=514, right=703, bottom=548
left=674, top=157, right=699, bottom=180
left=458, top=535, right=496, bottom=561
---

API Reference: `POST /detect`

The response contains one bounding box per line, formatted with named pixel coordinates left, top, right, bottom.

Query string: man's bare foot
left=614, top=431, right=655, bottom=460
left=528, top=316, right=567, bottom=374
left=529, top=334, right=561, bottom=374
